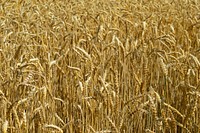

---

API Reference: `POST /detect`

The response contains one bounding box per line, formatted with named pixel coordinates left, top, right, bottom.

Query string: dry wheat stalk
left=106, top=116, right=119, bottom=133
left=169, top=109, right=177, bottom=133
left=44, top=124, right=63, bottom=133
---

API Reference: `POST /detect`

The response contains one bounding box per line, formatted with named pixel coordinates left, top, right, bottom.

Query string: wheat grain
left=158, top=57, right=168, bottom=77
left=2, top=120, right=8, bottom=133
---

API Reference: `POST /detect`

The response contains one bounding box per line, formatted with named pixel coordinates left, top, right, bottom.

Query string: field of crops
left=0, top=0, right=200, bottom=133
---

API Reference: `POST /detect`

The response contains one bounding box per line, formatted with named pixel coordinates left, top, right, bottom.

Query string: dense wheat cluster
left=0, top=0, right=200, bottom=132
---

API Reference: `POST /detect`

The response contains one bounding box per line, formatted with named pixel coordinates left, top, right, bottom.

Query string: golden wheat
left=0, top=0, right=200, bottom=132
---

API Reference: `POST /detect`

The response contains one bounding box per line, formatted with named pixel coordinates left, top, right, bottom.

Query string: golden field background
left=0, top=0, right=200, bottom=132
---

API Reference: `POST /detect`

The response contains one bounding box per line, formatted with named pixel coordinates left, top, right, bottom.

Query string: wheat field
left=0, top=0, right=200, bottom=133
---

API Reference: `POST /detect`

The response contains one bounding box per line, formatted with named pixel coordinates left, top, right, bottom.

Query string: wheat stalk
left=44, top=124, right=63, bottom=133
